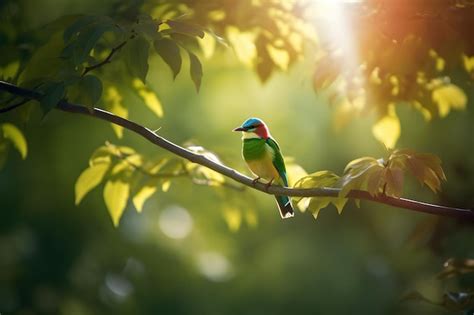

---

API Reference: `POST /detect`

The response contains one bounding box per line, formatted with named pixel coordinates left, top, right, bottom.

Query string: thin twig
left=0, top=98, right=30, bottom=113
left=82, top=40, right=128, bottom=76
left=112, top=147, right=245, bottom=191
left=0, top=80, right=473, bottom=220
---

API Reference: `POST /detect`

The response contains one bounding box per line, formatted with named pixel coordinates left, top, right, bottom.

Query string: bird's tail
left=275, top=195, right=294, bottom=219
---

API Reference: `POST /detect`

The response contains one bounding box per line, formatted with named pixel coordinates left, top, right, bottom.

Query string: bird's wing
left=266, top=137, right=288, bottom=186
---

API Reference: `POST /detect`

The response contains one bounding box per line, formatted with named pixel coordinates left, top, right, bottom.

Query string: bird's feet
left=251, top=177, right=261, bottom=187
left=264, top=178, right=274, bottom=192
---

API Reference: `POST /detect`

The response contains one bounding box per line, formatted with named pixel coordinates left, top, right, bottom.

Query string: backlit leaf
left=308, top=197, right=331, bottom=219
left=384, top=167, right=404, bottom=197
left=103, top=179, right=130, bottom=227
left=162, top=180, right=171, bottom=192
left=293, top=171, right=347, bottom=217
left=133, top=179, right=158, bottom=213
left=75, top=163, right=109, bottom=205
left=267, top=45, right=289, bottom=71
left=372, top=103, right=400, bottom=149
left=103, top=86, right=128, bottom=138
left=89, top=145, right=114, bottom=166
left=226, top=26, right=256, bottom=67
left=132, top=79, right=163, bottom=117
left=223, top=207, right=242, bottom=232
left=1, top=123, right=27, bottom=159
left=432, top=84, right=467, bottom=117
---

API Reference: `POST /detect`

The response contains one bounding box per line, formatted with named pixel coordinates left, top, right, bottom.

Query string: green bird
left=233, top=118, right=294, bottom=219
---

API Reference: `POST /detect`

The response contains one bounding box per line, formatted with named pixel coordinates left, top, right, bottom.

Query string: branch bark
left=1, top=80, right=473, bottom=220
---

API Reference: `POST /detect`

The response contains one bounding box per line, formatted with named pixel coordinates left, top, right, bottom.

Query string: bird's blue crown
left=242, top=117, right=264, bottom=128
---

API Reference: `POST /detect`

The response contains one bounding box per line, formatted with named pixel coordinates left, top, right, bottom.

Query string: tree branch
left=82, top=40, right=127, bottom=76
left=0, top=98, right=30, bottom=113
left=1, top=80, right=473, bottom=220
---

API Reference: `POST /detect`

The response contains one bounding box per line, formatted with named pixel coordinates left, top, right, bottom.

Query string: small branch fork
left=1, top=80, right=473, bottom=221
left=81, top=40, right=127, bottom=76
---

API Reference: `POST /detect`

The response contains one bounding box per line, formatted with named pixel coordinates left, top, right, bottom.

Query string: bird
left=233, top=117, right=294, bottom=219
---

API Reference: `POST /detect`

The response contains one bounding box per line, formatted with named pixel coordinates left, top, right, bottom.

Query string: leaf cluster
left=292, top=148, right=447, bottom=219
left=75, top=142, right=236, bottom=226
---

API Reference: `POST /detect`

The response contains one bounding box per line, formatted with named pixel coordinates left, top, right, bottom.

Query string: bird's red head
left=233, top=118, right=270, bottom=139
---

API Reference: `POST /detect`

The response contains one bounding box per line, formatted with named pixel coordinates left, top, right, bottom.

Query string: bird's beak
left=233, top=127, right=246, bottom=132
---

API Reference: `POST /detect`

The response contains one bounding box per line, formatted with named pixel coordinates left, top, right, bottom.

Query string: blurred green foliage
left=1, top=0, right=474, bottom=314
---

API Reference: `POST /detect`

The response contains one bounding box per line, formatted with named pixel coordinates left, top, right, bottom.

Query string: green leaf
left=63, top=20, right=115, bottom=65
left=154, top=38, right=182, bottom=79
left=69, top=75, right=103, bottom=107
left=135, top=14, right=159, bottom=39
left=1, top=123, right=27, bottom=159
left=75, top=163, right=109, bottom=205
left=63, top=15, right=100, bottom=42
left=40, top=82, right=65, bottom=115
left=19, top=32, right=65, bottom=84
left=188, top=51, right=203, bottom=92
left=125, top=36, right=150, bottom=83
left=166, top=20, right=205, bottom=38
left=132, top=179, right=159, bottom=212
left=103, top=178, right=130, bottom=227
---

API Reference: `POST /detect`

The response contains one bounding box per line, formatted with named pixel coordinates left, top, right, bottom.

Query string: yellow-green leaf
left=133, top=79, right=163, bottom=117
left=372, top=103, right=400, bottom=149
left=332, top=197, right=348, bottom=215
left=103, top=179, right=130, bottom=227
left=432, top=84, right=467, bottom=117
left=223, top=207, right=242, bottom=232
left=75, top=163, right=109, bottom=205
left=308, top=197, right=331, bottom=219
left=1, top=123, right=27, bottom=159
left=132, top=181, right=158, bottom=212
left=226, top=26, right=256, bottom=67
left=103, top=86, right=128, bottom=138
left=293, top=170, right=339, bottom=189
left=267, top=44, right=289, bottom=71
left=162, top=180, right=171, bottom=192
left=285, top=159, right=308, bottom=187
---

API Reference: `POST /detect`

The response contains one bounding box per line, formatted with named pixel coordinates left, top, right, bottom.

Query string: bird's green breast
left=242, top=138, right=269, bottom=161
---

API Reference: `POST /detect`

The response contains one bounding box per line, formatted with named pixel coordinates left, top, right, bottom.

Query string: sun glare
left=310, top=0, right=362, bottom=70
